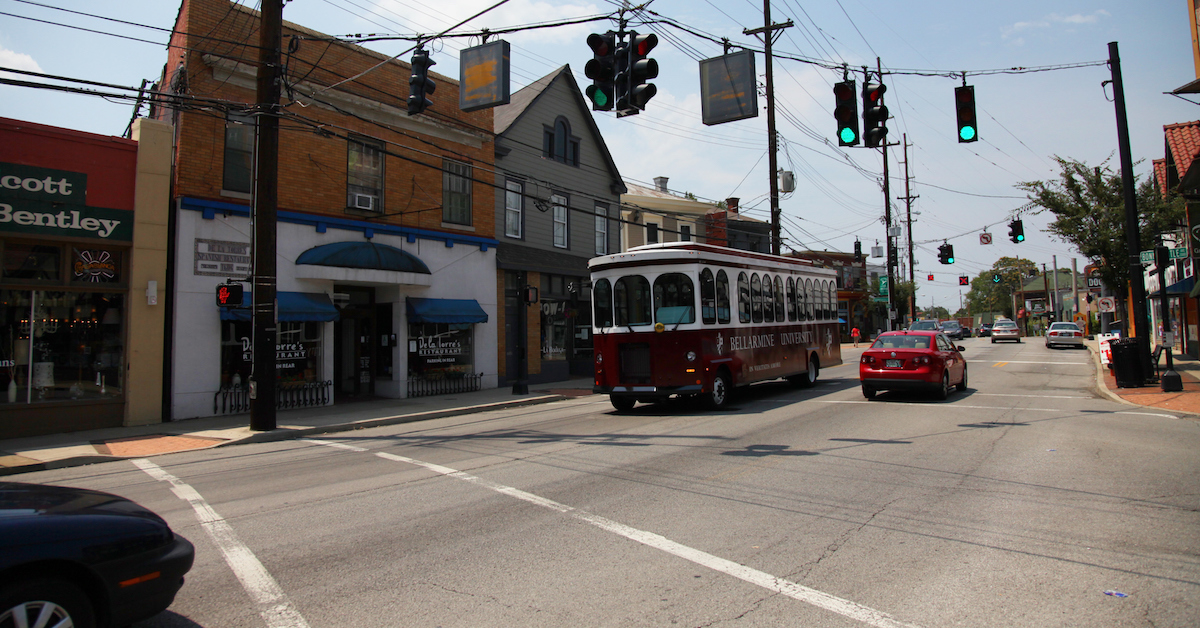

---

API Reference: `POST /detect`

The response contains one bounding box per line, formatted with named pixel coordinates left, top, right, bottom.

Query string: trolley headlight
left=686, top=351, right=697, bottom=362
left=654, top=322, right=665, bottom=333
left=595, top=353, right=604, bottom=364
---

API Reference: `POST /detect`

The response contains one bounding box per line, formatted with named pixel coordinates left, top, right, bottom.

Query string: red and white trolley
left=590, top=242, right=843, bottom=411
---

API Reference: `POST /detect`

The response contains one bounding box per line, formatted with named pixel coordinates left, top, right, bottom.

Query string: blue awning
left=219, top=292, right=340, bottom=322
left=296, top=241, right=430, bottom=273
left=406, top=297, right=488, bottom=324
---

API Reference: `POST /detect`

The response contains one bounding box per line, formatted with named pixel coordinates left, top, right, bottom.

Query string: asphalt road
left=18, top=337, right=1200, bottom=627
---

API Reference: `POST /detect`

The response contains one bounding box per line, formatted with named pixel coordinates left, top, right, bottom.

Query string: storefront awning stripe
left=406, top=297, right=488, bottom=324
left=296, top=241, right=431, bottom=274
left=219, top=292, right=340, bottom=322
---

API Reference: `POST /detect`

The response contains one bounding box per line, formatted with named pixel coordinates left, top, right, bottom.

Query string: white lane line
left=303, top=438, right=920, bottom=628
left=133, top=459, right=312, bottom=628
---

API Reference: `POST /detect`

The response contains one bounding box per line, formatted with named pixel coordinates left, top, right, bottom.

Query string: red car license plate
left=885, top=359, right=902, bottom=368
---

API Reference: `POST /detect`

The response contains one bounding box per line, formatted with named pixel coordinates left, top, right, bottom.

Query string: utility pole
left=250, top=0, right=282, bottom=431
left=1109, top=41, right=1151, bottom=382
left=874, top=59, right=898, bottom=331
left=744, top=3, right=791, bottom=255
left=898, top=134, right=918, bottom=324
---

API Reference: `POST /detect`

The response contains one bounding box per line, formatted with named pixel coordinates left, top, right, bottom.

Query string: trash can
left=1109, top=337, right=1143, bottom=388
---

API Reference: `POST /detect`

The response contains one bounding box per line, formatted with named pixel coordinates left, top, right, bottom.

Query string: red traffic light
left=959, top=276, right=969, bottom=286
left=587, top=32, right=610, bottom=56
left=863, top=82, right=886, bottom=103
left=632, top=32, right=658, bottom=56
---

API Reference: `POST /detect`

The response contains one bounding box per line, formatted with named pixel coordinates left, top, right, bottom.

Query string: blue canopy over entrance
left=296, top=241, right=431, bottom=274
left=406, top=297, right=488, bottom=324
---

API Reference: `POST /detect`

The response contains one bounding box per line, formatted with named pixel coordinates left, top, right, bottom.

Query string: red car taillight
left=861, top=355, right=876, bottom=364
left=913, top=356, right=931, bottom=365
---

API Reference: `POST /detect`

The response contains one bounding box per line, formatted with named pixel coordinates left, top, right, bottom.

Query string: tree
left=965, top=257, right=1039, bottom=318
left=1017, top=156, right=1184, bottom=292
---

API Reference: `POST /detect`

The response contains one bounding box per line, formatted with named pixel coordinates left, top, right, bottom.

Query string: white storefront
left=170, top=197, right=498, bottom=420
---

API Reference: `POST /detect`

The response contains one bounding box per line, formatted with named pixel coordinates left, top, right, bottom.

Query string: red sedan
left=859, top=330, right=967, bottom=400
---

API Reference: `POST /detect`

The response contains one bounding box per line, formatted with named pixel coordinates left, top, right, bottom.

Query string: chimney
left=725, top=197, right=739, bottom=213
left=654, top=176, right=669, bottom=192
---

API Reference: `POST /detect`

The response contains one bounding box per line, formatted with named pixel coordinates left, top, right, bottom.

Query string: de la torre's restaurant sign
left=0, top=162, right=134, bottom=241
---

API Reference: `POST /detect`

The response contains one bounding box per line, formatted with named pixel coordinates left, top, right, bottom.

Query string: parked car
left=978, top=323, right=993, bottom=337
left=940, top=320, right=966, bottom=340
left=991, top=319, right=1020, bottom=343
left=908, top=319, right=941, bottom=332
left=1045, top=321, right=1085, bottom=349
left=0, top=482, right=194, bottom=628
left=860, top=331, right=968, bottom=400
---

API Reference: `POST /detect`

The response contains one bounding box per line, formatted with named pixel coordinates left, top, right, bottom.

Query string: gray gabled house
left=493, top=66, right=625, bottom=384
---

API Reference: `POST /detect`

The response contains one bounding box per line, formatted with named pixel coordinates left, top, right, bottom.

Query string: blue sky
left=1, top=0, right=1195, bottom=313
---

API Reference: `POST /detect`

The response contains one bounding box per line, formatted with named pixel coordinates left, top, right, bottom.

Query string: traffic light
left=625, top=32, right=659, bottom=113
left=833, top=81, right=859, bottom=146
left=584, top=32, right=616, bottom=111
left=992, top=273, right=1002, bottom=283
left=216, top=283, right=243, bottom=307
left=862, top=82, right=888, bottom=148
left=853, top=239, right=863, bottom=262
left=938, top=243, right=955, bottom=264
left=959, top=276, right=969, bottom=286
left=927, top=274, right=935, bottom=281
left=408, top=47, right=436, bottom=115
left=955, top=85, right=978, bottom=143
left=887, top=247, right=897, bottom=268
left=1008, top=219, right=1024, bottom=243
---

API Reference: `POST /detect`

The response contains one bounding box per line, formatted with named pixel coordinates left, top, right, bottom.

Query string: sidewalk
left=3, top=341, right=1199, bottom=477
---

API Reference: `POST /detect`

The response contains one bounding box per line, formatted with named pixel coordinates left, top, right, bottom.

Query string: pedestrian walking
left=851, top=326, right=861, bottom=348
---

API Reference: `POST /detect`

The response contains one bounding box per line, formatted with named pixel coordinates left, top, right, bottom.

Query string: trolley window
left=614, top=275, right=652, bottom=326
left=737, top=272, right=750, bottom=323
left=700, top=268, right=716, bottom=325
left=593, top=278, right=613, bottom=328
left=774, top=276, right=785, bottom=322
left=716, top=270, right=731, bottom=324
left=653, top=273, right=695, bottom=325
left=761, top=274, right=774, bottom=323
left=786, top=277, right=796, bottom=322
left=750, top=273, right=763, bottom=323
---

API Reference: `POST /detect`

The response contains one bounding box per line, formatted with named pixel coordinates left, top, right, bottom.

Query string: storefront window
left=408, top=323, right=475, bottom=378
left=71, top=247, right=122, bottom=284
left=3, top=243, right=61, bottom=282
left=219, top=320, right=323, bottom=387
left=540, top=300, right=568, bottom=362
left=1, top=290, right=123, bottom=404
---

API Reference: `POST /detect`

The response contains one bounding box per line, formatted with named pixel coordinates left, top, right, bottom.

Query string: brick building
left=156, top=0, right=499, bottom=418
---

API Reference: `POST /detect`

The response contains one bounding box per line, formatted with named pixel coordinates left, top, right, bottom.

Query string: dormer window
left=543, top=116, right=580, bottom=167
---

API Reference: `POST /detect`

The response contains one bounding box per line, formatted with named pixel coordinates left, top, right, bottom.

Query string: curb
left=0, top=394, right=568, bottom=477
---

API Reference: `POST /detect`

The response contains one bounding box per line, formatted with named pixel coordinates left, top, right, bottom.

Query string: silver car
left=1045, top=322, right=1084, bottom=349
left=991, top=319, right=1020, bottom=343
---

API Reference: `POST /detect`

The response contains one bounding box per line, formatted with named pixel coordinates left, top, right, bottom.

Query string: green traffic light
left=1016, top=233, right=1024, bottom=242
left=959, top=125, right=976, bottom=141
left=839, top=127, right=858, bottom=144
left=594, top=92, right=608, bottom=107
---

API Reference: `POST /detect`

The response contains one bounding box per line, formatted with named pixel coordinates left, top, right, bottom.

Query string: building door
left=333, top=286, right=375, bottom=399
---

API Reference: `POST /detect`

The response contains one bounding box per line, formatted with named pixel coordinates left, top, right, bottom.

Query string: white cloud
left=0, top=46, right=44, bottom=80
left=1001, top=10, right=1110, bottom=44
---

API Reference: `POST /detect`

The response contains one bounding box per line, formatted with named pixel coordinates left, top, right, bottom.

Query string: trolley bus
left=590, top=242, right=843, bottom=411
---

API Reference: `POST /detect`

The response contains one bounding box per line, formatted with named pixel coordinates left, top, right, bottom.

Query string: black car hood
left=0, top=482, right=174, bottom=565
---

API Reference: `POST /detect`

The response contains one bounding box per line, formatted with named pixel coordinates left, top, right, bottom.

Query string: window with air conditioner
left=347, top=137, right=384, bottom=213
